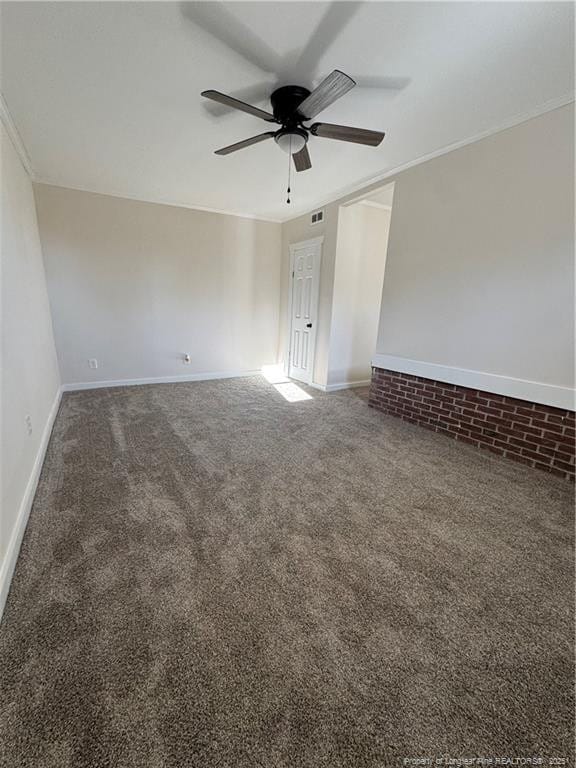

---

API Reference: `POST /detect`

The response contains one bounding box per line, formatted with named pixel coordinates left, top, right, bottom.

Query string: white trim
left=357, top=200, right=392, bottom=212
left=281, top=93, right=575, bottom=223
left=0, top=388, right=62, bottom=622
left=33, top=180, right=282, bottom=224
left=340, top=181, right=396, bottom=210
left=326, top=379, right=371, bottom=392
left=286, top=237, right=324, bottom=386
left=310, top=379, right=371, bottom=393
left=61, top=369, right=262, bottom=392
left=372, top=354, right=575, bottom=411
left=0, top=92, right=34, bottom=178
left=287, top=235, right=325, bottom=249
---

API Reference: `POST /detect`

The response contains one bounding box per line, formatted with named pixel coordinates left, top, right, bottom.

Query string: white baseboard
left=310, top=379, right=371, bottom=393
left=372, top=354, right=575, bottom=411
left=61, top=369, right=262, bottom=392
left=0, top=387, right=62, bottom=623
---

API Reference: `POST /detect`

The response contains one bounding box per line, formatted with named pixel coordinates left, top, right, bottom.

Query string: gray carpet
left=0, top=376, right=573, bottom=767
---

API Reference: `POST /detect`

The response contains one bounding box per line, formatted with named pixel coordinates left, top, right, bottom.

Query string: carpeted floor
left=0, top=376, right=573, bottom=767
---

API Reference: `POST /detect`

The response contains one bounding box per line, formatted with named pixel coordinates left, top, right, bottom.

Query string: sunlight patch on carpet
left=273, top=382, right=313, bottom=402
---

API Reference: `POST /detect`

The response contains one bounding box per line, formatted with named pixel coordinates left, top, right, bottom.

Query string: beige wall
left=34, top=185, right=282, bottom=385
left=281, top=104, right=575, bottom=394
left=377, top=104, right=574, bottom=387
left=328, top=203, right=390, bottom=386
left=1, top=123, right=60, bottom=613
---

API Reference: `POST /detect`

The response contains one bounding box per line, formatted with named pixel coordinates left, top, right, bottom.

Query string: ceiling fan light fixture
left=275, top=129, right=307, bottom=155
left=203, top=70, right=386, bottom=188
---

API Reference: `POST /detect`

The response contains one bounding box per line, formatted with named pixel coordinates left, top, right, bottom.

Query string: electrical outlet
left=25, top=415, right=33, bottom=436
left=88, top=359, right=98, bottom=369
left=183, top=354, right=191, bottom=364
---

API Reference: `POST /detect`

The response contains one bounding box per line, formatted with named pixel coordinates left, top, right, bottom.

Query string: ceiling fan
left=201, top=69, right=385, bottom=177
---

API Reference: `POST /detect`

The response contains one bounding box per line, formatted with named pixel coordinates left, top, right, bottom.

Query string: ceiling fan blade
left=296, top=70, right=356, bottom=120
left=293, top=145, right=312, bottom=172
left=214, top=132, right=276, bottom=155
left=202, top=82, right=272, bottom=118
left=182, top=2, right=282, bottom=75
left=354, top=76, right=411, bottom=91
left=201, top=90, right=275, bottom=122
left=310, top=122, right=385, bottom=146
left=293, top=3, right=361, bottom=82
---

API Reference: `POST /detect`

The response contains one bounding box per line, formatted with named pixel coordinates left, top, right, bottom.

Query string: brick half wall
left=369, top=367, right=575, bottom=480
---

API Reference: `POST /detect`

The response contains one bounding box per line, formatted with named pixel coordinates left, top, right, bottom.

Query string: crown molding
left=32, top=179, right=283, bottom=224
left=1, top=84, right=278, bottom=223
left=0, top=92, right=34, bottom=178
left=9, top=87, right=572, bottom=225
left=281, top=92, right=575, bottom=224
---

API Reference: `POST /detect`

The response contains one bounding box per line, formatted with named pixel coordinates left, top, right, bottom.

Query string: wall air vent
left=310, top=210, right=324, bottom=226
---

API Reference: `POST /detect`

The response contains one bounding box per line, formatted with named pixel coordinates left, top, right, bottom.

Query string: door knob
left=306, top=322, right=312, bottom=328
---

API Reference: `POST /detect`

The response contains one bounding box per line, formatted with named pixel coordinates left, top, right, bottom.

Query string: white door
left=288, top=237, right=322, bottom=384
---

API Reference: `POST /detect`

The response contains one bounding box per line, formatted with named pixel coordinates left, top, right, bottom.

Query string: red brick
left=476, top=405, right=504, bottom=418
left=554, top=432, right=575, bottom=445
left=537, top=404, right=569, bottom=416
left=538, top=446, right=561, bottom=458
left=551, top=459, right=574, bottom=473
left=521, top=424, right=546, bottom=437
left=496, top=426, right=528, bottom=439
left=531, top=419, right=563, bottom=434
left=516, top=407, right=536, bottom=417
left=547, top=467, right=571, bottom=478
left=462, top=408, right=482, bottom=420
left=521, top=448, right=551, bottom=463
left=494, top=402, right=517, bottom=413
left=546, top=414, right=568, bottom=425
left=508, top=414, right=531, bottom=426
left=504, top=397, right=534, bottom=409
left=463, top=394, right=491, bottom=405
left=434, top=393, right=456, bottom=404
left=370, top=367, right=574, bottom=480
left=510, top=455, right=536, bottom=467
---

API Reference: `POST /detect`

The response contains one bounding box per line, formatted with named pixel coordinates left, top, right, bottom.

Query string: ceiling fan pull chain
left=286, top=135, right=292, bottom=204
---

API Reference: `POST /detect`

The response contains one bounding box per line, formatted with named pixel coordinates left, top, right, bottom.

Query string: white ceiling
left=1, top=2, right=573, bottom=222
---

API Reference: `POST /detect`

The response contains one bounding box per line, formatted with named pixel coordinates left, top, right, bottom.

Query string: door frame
left=285, top=235, right=324, bottom=385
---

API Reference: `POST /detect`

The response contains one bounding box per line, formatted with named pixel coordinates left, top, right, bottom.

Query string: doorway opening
left=284, top=183, right=394, bottom=391
left=326, top=183, right=395, bottom=388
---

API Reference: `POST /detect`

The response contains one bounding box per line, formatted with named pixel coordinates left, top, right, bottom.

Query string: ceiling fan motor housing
left=270, top=85, right=311, bottom=125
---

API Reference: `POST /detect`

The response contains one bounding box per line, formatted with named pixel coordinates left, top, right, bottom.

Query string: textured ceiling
left=1, top=1, right=573, bottom=221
